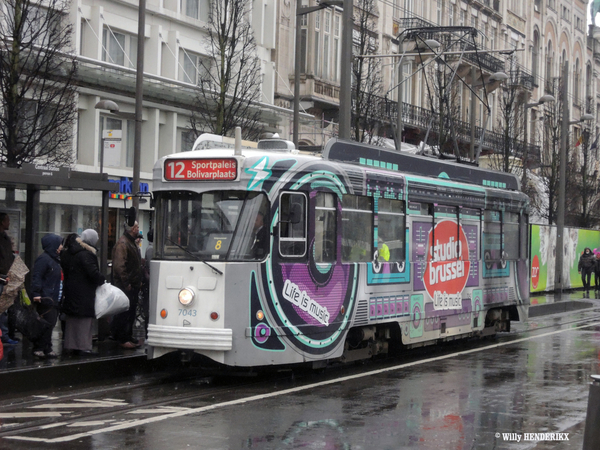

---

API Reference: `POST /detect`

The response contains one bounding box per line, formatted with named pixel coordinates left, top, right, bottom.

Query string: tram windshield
left=156, top=190, right=269, bottom=261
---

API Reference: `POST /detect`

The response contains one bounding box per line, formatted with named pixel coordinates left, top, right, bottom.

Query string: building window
left=181, top=129, right=196, bottom=152
left=532, top=30, right=539, bottom=83
left=393, top=0, right=401, bottom=18
left=178, top=49, right=210, bottom=85
left=180, top=0, right=210, bottom=21
left=314, top=11, right=321, bottom=77
left=574, top=59, right=580, bottom=105
left=102, top=28, right=137, bottom=68
left=323, top=11, right=331, bottom=79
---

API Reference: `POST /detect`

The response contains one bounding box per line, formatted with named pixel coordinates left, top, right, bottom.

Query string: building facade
left=2, top=0, right=600, bottom=257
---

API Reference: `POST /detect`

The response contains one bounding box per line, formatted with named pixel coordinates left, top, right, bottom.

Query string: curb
left=529, top=300, right=594, bottom=318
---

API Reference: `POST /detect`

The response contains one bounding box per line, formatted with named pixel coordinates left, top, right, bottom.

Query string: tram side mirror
left=126, top=206, right=137, bottom=226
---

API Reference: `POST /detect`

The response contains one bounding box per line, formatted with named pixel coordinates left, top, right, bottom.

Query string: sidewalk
left=0, top=290, right=597, bottom=395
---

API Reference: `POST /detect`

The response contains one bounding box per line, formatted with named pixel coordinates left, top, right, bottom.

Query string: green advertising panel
left=530, top=224, right=600, bottom=292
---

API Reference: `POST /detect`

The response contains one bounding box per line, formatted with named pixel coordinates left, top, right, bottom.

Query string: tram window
left=157, top=190, right=269, bottom=262
left=378, top=198, right=405, bottom=263
left=483, top=210, right=502, bottom=263
left=434, top=205, right=458, bottom=261
left=279, top=193, right=306, bottom=257
left=314, top=192, right=336, bottom=263
left=460, top=208, right=481, bottom=261
left=503, top=211, right=519, bottom=261
left=342, top=195, right=373, bottom=262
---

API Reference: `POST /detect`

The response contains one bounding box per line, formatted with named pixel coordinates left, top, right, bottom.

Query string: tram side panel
left=147, top=151, right=529, bottom=366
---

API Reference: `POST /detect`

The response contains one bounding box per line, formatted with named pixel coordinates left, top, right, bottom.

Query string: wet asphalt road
left=1, top=305, right=600, bottom=449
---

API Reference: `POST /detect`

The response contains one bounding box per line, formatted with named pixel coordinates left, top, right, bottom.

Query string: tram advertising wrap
left=147, top=138, right=531, bottom=368
left=530, top=224, right=600, bottom=292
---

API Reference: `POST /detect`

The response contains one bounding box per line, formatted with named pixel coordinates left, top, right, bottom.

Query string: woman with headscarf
left=30, top=233, right=63, bottom=358
left=60, top=229, right=105, bottom=355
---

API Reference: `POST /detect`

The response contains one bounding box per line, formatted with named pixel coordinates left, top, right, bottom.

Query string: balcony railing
left=509, top=69, right=535, bottom=91
left=370, top=93, right=540, bottom=164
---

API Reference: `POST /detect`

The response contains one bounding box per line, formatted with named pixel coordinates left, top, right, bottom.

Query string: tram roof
left=156, top=139, right=522, bottom=193
left=323, top=139, right=521, bottom=191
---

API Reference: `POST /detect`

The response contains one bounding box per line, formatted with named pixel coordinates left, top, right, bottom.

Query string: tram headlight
left=178, top=287, right=195, bottom=306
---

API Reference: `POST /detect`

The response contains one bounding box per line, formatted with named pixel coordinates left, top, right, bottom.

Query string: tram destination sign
left=164, top=158, right=238, bottom=181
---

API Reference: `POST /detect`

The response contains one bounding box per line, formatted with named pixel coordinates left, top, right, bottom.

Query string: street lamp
left=522, top=94, right=555, bottom=188
left=555, top=62, right=594, bottom=295
left=293, top=1, right=343, bottom=147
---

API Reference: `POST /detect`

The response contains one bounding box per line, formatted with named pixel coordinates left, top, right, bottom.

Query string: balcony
left=509, top=69, right=535, bottom=91
left=369, top=93, right=540, bottom=165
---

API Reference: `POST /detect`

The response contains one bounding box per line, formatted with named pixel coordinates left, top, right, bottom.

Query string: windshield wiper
left=165, top=238, right=223, bottom=275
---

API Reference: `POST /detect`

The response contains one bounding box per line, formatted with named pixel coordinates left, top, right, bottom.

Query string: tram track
left=2, top=306, right=600, bottom=441
left=0, top=370, right=292, bottom=438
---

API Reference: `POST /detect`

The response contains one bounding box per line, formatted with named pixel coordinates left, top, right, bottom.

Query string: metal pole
left=100, top=136, right=104, bottom=175
left=555, top=62, right=569, bottom=297
left=522, top=103, right=529, bottom=189
left=395, top=62, right=403, bottom=151
left=338, top=0, right=353, bottom=139
left=132, top=0, right=145, bottom=215
left=101, top=190, right=109, bottom=276
left=293, top=0, right=301, bottom=147
left=583, top=375, right=600, bottom=450
left=469, top=66, right=477, bottom=160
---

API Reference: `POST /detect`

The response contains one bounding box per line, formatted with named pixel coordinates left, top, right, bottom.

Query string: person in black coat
left=30, top=234, right=63, bottom=358
left=60, top=230, right=105, bottom=354
left=578, top=247, right=595, bottom=297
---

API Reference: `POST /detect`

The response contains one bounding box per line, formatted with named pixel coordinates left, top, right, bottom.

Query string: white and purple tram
left=147, top=137, right=530, bottom=367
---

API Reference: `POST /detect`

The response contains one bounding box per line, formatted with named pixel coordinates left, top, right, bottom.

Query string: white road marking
left=128, top=406, right=192, bottom=414
left=67, top=420, right=117, bottom=427
left=0, top=412, right=68, bottom=418
left=40, top=423, right=69, bottom=429
left=5, top=320, right=600, bottom=444
left=28, top=401, right=125, bottom=409
left=73, top=399, right=125, bottom=405
left=4, top=436, right=49, bottom=442
left=32, top=396, right=59, bottom=400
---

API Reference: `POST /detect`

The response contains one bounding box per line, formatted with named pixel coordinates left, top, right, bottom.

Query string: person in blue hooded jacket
left=30, top=233, right=63, bottom=358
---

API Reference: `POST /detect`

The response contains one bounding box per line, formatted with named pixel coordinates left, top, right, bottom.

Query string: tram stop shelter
left=0, top=163, right=114, bottom=279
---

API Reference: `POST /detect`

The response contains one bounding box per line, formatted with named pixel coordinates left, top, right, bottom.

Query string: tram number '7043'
left=179, top=309, right=197, bottom=317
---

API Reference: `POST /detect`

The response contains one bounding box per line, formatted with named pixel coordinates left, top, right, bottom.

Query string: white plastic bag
left=95, top=283, right=129, bottom=318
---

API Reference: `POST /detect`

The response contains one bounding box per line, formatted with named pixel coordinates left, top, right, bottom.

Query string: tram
left=146, top=136, right=530, bottom=367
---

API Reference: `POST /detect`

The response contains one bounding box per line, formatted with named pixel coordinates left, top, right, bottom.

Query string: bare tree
left=488, top=69, right=524, bottom=174
left=189, top=0, right=263, bottom=141
left=539, top=78, right=562, bottom=225
left=0, top=0, right=77, bottom=173
left=570, top=127, right=600, bottom=228
left=422, top=60, right=462, bottom=157
left=352, top=0, right=383, bottom=144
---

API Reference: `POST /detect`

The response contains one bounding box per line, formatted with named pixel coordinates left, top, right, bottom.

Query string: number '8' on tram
left=147, top=136, right=530, bottom=368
